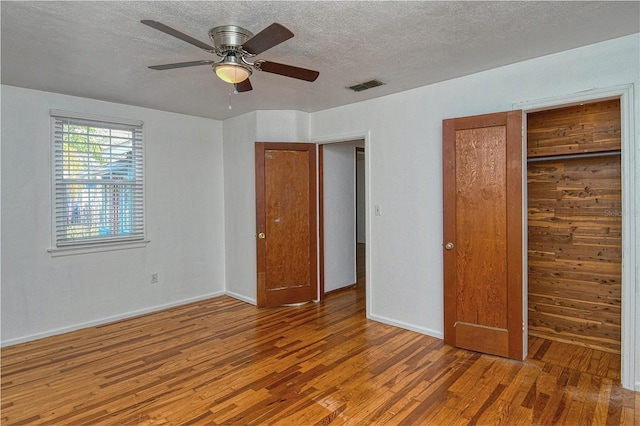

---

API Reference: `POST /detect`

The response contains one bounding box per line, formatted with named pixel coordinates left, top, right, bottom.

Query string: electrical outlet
left=151, top=273, right=158, bottom=284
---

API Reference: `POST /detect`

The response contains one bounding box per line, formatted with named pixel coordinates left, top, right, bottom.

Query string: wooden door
left=443, top=110, right=524, bottom=359
left=255, top=142, right=317, bottom=308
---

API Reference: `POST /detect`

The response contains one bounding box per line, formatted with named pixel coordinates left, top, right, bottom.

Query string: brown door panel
left=443, top=111, right=523, bottom=360
left=256, top=142, right=317, bottom=307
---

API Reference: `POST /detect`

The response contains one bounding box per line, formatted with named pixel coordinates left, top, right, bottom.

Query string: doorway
left=526, top=99, right=622, bottom=354
left=318, top=140, right=366, bottom=300
left=517, top=85, right=636, bottom=389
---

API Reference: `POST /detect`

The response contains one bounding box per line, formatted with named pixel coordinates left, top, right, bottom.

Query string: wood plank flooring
left=2, top=256, right=638, bottom=424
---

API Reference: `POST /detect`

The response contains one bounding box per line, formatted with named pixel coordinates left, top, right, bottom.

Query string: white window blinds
left=52, top=111, right=144, bottom=247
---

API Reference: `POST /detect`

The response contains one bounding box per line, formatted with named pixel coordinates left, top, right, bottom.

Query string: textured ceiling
left=2, top=1, right=639, bottom=120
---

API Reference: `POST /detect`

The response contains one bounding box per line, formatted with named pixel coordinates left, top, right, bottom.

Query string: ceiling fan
left=141, top=20, right=319, bottom=92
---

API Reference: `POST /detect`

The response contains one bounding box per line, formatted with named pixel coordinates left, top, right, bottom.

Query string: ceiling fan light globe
left=215, top=64, right=251, bottom=84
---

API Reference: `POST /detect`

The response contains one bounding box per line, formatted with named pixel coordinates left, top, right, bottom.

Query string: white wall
left=222, top=110, right=310, bottom=304
left=1, top=85, right=226, bottom=345
left=310, top=34, right=640, bottom=388
left=323, top=144, right=357, bottom=292
left=222, top=111, right=258, bottom=303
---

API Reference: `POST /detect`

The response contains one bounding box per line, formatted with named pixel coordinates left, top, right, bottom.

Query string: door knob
left=445, top=242, right=454, bottom=250
left=258, top=232, right=266, bottom=239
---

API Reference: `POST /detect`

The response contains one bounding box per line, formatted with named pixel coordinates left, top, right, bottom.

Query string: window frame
left=48, top=110, right=148, bottom=256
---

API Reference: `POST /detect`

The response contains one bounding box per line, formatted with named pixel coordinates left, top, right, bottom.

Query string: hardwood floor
left=2, top=251, right=638, bottom=425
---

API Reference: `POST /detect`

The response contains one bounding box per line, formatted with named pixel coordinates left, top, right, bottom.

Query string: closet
left=527, top=99, right=622, bottom=353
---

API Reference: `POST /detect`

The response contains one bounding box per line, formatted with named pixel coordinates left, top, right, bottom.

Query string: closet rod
left=527, top=150, right=621, bottom=163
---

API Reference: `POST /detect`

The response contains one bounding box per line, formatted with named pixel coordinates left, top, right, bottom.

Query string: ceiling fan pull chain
left=228, top=86, right=233, bottom=109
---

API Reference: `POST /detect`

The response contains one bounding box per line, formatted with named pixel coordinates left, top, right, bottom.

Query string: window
left=51, top=111, right=144, bottom=249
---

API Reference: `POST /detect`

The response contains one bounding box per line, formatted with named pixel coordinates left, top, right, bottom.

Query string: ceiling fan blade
left=141, top=20, right=215, bottom=52
left=235, top=79, right=253, bottom=92
left=257, top=61, right=319, bottom=82
left=148, top=60, right=214, bottom=70
left=241, top=23, right=293, bottom=55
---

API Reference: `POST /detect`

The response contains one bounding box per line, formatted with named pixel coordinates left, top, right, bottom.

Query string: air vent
left=347, top=79, right=386, bottom=92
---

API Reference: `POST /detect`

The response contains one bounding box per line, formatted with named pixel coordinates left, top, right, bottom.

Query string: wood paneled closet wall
left=527, top=99, right=622, bottom=353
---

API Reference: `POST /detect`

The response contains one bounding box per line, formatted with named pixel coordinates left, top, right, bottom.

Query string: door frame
left=514, top=84, right=637, bottom=390
left=314, top=132, right=372, bottom=317
left=318, top=142, right=366, bottom=299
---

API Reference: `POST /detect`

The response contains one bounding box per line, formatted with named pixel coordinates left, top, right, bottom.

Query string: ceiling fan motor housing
left=208, top=25, right=254, bottom=54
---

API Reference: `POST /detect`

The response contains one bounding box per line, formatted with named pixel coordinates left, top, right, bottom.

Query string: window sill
left=48, top=240, right=150, bottom=257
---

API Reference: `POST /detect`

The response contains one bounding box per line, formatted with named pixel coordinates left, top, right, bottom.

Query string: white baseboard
left=1, top=291, right=225, bottom=347
left=368, top=313, right=444, bottom=340
left=225, top=290, right=256, bottom=305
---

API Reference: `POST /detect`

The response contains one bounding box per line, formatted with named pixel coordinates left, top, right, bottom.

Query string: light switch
left=374, top=204, right=382, bottom=216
